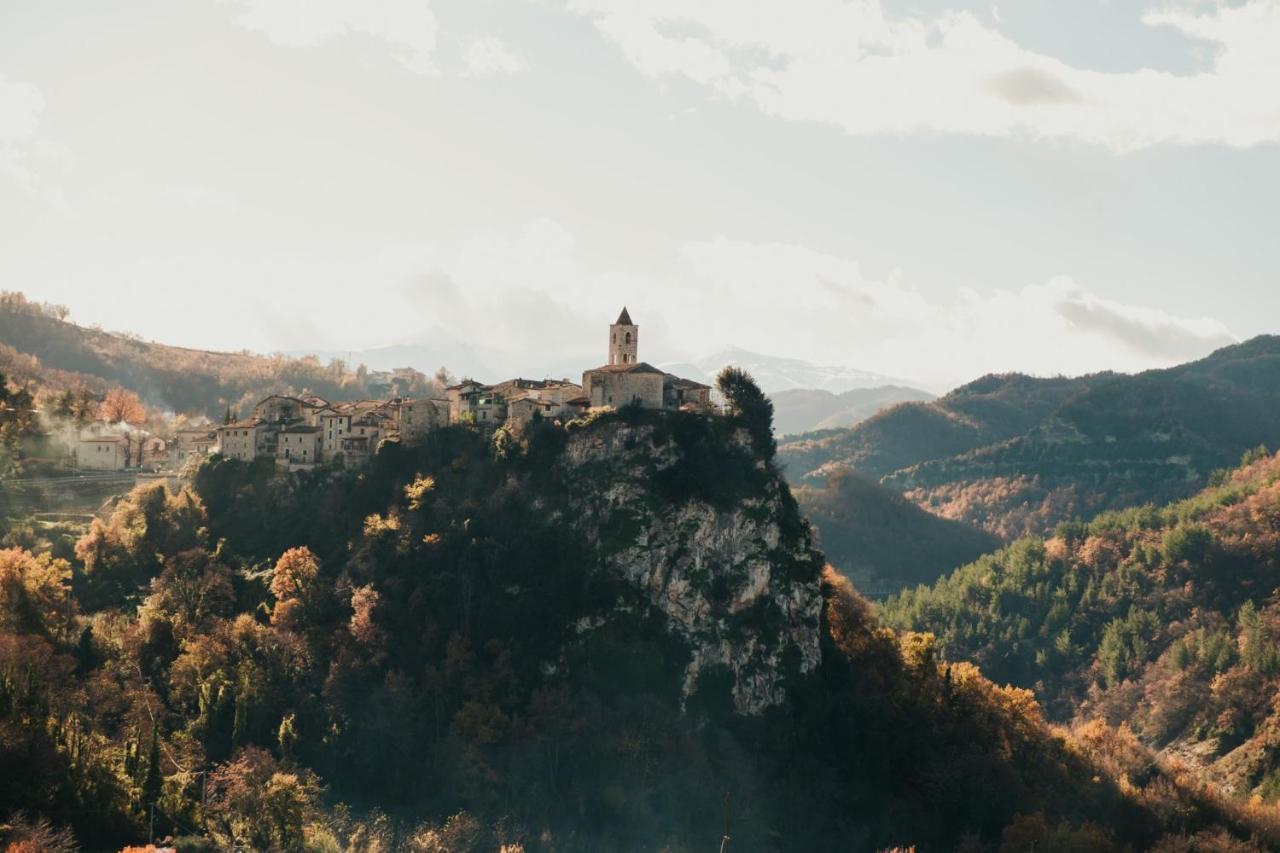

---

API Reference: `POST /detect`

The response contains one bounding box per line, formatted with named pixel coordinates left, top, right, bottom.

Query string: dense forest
left=4, top=371, right=1280, bottom=851
left=882, top=445, right=1280, bottom=803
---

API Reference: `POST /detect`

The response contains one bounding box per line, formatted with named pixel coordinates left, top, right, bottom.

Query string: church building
left=582, top=308, right=711, bottom=411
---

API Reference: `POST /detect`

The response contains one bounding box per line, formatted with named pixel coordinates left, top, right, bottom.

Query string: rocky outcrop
left=560, top=418, right=824, bottom=715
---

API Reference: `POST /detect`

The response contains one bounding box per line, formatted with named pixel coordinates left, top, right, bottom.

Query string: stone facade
left=608, top=307, right=639, bottom=365
left=216, top=419, right=273, bottom=462
left=583, top=363, right=666, bottom=408
left=276, top=425, right=322, bottom=469
left=582, top=309, right=711, bottom=412
left=399, top=398, right=450, bottom=444
left=76, top=435, right=128, bottom=470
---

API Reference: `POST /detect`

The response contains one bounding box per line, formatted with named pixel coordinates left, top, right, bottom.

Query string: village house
left=175, top=426, right=217, bottom=458
left=398, top=398, right=450, bottom=443
left=216, top=418, right=275, bottom=462
left=75, top=433, right=128, bottom=471
left=188, top=308, right=711, bottom=471
left=276, top=423, right=323, bottom=470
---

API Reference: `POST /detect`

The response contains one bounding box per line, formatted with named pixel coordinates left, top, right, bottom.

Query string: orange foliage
left=98, top=387, right=146, bottom=425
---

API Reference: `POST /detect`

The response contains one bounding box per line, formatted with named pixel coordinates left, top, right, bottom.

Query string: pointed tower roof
left=614, top=307, right=633, bottom=326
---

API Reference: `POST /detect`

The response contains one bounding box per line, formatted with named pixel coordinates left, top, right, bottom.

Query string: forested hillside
left=0, top=292, right=442, bottom=419
left=882, top=446, right=1280, bottom=803
left=3, top=399, right=1274, bottom=851
left=780, top=337, right=1280, bottom=539
left=794, top=470, right=1000, bottom=593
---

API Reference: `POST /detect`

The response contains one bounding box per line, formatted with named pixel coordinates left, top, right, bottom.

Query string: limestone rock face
left=560, top=419, right=824, bottom=715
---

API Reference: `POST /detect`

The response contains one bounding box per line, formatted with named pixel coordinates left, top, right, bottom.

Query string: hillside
left=882, top=447, right=1280, bottom=801
left=3, top=405, right=1275, bottom=850
left=0, top=292, right=441, bottom=418
left=778, top=371, right=1096, bottom=483
left=794, top=470, right=1000, bottom=593
left=781, top=337, right=1280, bottom=539
left=771, top=385, right=934, bottom=436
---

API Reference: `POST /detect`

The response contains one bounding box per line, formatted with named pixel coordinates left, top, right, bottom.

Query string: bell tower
left=609, top=307, right=638, bottom=365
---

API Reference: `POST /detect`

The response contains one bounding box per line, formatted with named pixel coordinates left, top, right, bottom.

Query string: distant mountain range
left=769, top=385, right=935, bottom=436
left=780, top=336, right=1280, bottom=541
left=660, top=346, right=923, bottom=395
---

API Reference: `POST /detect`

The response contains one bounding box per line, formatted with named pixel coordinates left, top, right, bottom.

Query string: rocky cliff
left=558, top=416, right=825, bottom=714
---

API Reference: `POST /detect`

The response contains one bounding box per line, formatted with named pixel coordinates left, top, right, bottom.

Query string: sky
left=1, top=0, right=1277, bottom=390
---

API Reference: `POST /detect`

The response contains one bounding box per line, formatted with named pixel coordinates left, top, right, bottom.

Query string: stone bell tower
left=609, top=307, right=638, bottom=365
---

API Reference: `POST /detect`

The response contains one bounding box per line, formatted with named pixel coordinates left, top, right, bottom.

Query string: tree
left=142, top=723, right=163, bottom=805
left=0, top=546, right=76, bottom=640
left=716, top=367, right=775, bottom=459
left=269, top=546, right=319, bottom=629
left=99, top=387, right=146, bottom=425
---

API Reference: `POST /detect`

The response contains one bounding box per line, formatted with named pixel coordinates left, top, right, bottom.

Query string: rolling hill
left=0, top=292, right=439, bottom=418
left=794, top=470, right=1000, bottom=593
left=780, top=337, right=1280, bottom=539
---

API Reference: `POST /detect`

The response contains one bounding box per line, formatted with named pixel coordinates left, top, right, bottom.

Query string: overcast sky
left=1, top=0, right=1277, bottom=388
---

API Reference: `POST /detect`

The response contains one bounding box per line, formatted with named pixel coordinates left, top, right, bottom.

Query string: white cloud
left=365, top=222, right=1236, bottom=388
left=462, top=36, right=531, bottom=77
left=566, top=0, right=1280, bottom=151
left=220, top=0, right=439, bottom=75
left=164, top=185, right=241, bottom=212
left=664, top=237, right=1236, bottom=386
left=0, top=73, right=70, bottom=209
left=0, top=75, right=42, bottom=141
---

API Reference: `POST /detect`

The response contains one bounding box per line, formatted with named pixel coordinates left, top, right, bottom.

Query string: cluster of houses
left=73, top=309, right=714, bottom=472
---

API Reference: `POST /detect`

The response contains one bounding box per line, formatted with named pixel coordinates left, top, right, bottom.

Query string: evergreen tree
left=143, top=722, right=162, bottom=804
left=716, top=366, right=775, bottom=459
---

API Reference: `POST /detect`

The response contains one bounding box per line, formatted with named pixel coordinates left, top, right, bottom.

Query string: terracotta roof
left=615, top=306, right=633, bottom=325
left=586, top=361, right=664, bottom=375
left=219, top=418, right=265, bottom=429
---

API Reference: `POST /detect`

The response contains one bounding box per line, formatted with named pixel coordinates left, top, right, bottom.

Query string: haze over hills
left=0, top=293, right=443, bottom=418
left=780, top=337, right=1280, bottom=539
left=794, top=470, right=1000, bottom=593
left=660, top=346, right=926, bottom=394
left=770, top=385, right=936, bottom=436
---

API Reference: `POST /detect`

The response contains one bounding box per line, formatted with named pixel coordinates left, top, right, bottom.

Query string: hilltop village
left=73, top=308, right=714, bottom=472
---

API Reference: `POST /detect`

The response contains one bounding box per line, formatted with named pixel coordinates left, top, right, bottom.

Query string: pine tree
left=143, top=722, right=163, bottom=804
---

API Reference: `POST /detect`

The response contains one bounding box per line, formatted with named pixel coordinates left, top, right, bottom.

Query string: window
left=625, top=332, right=631, bottom=344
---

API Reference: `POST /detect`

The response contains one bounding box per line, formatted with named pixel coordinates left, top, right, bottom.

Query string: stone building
left=175, top=426, right=217, bottom=457
left=276, top=424, right=322, bottom=470
left=582, top=308, right=710, bottom=411
left=397, top=398, right=450, bottom=444
left=216, top=418, right=273, bottom=462
left=76, top=434, right=128, bottom=470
